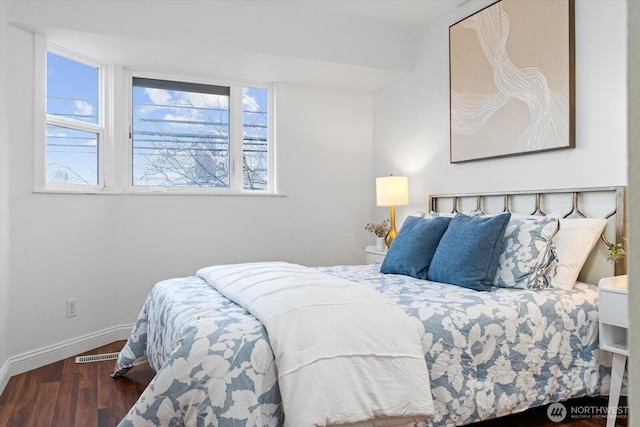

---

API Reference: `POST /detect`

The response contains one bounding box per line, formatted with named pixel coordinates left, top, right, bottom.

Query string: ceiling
left=8, top=0, right=478, bottom=91
left=266, top=0, right=470, bottom=32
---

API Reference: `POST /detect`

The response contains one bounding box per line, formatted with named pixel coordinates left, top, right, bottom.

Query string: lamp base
left=385, top=205, right=398, bottom=248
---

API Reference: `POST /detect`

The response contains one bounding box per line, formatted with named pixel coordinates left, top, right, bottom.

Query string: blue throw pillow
left=380, top=216, right=452, bottom=279
left=427, top=212, right=511, bottom=291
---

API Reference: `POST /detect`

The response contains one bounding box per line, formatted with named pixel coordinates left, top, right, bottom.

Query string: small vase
left=375, top=237, right=386, bottom=251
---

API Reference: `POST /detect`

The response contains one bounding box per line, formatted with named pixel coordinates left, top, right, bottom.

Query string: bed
left=112, top=186, right=626, bottom=427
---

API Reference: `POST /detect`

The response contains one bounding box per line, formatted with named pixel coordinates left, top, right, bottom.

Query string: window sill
left=32, top=188, right=287, bottom=197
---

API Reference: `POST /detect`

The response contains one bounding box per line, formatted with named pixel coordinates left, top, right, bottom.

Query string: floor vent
left=75, top=352, right=120, bottom=364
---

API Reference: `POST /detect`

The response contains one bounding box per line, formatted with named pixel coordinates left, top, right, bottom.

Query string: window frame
left=34, top=35, right=112, bottom=193
left=125, top=71, right=274, bottom=195
left=34, top=36, right=276, bottom=196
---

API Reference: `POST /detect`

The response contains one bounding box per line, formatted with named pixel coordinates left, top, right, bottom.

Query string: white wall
left=3, top=24, right=373, bottom=366
left=372, top=0, right=628, bottom=223
left=0, top=0, right=11, bottom=389
left=627, top=0, right=639, bottom=423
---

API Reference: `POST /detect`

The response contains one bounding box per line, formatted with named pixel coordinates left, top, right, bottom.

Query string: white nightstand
left=365, top=246, right=387, bottom=264
left=598, top=275, right=628, bottom=427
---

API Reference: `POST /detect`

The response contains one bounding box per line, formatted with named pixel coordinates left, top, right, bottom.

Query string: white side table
left=365, top=246, right=387, bottom=264
left=598, top=275, right=628, bottom=427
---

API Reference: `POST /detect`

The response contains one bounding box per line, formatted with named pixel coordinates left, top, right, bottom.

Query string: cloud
left=145, top=88, right=172, bottom=105
left=74, top=100, right=94, bottom=117
left=47, top=129, right=68, bottom=137
left=163, top=113, right=193, bottom=123
left=178, top=92, right=228, bottom=110
left=243, top=94, right=260, bottom=112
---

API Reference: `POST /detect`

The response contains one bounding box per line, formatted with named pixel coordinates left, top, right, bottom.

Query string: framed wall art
left=449, top=0, right=575, bottom=163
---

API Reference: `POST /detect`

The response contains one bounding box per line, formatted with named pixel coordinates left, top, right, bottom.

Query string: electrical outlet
left=67, top=298, right=77, bottom=318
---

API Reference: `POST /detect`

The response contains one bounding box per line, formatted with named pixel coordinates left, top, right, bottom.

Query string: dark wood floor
left=0, top=341, right=154, bottom=427
left=0, top=341, right=629, bottom=427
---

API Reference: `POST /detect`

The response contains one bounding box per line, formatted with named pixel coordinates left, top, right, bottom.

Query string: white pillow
left=550, top=218, right=607, bottom=290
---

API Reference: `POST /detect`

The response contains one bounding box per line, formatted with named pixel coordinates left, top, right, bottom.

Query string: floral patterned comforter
left=113, top=264, right=613, bottom=426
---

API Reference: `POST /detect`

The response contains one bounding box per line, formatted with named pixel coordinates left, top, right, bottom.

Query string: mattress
left=113, top=263, right=613, bottom=426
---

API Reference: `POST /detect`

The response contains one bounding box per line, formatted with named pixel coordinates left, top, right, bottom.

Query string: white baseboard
left=0, top=324, right=134, bottom=396
left=0, top=358, right=10, bottom=399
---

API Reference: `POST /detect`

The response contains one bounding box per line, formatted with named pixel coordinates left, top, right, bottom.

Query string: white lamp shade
left=376, top=175, right=409, bottom=207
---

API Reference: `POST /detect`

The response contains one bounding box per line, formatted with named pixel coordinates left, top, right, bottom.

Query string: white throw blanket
left=197, top=262, right=434, bottom=427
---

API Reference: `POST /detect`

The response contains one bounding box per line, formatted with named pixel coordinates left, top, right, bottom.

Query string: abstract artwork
left=449, top=0, right=574, bottom=163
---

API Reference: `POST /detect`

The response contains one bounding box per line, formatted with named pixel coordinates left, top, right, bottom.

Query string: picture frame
left=449, top=0, right=575, bottom=163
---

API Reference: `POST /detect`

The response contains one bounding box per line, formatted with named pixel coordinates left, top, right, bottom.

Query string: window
left=131, top=78, right=231, bottom=188
left=36, top=39, right=274, bottom=195
left=131, top=78, right=270, bottom=191
left=242, top=87, right=269, bottom=191
left=45, top=50, right=103, bottom=187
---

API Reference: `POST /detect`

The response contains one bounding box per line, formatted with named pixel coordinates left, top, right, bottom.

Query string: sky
left=46, top=51, right=99, bottom=185
left=46, top=51, right=269, bottom=189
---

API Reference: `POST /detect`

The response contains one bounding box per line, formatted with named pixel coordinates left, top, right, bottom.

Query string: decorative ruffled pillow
left=493, top=216, right=560, bottom=290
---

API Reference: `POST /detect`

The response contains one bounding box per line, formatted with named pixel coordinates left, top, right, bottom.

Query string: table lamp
left=376, top=174, right=409, bottom=248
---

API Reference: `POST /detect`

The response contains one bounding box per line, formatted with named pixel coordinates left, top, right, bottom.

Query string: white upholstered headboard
left=427, top=186, right=627, bottom=285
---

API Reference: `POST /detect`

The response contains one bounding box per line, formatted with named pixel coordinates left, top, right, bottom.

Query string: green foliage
left=606, top=242, right=626, bottom=263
